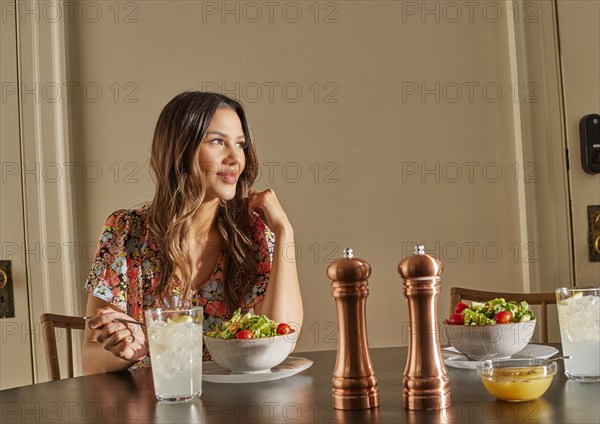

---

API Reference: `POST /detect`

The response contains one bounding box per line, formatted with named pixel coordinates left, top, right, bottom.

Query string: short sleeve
left=242, top=216, right=275, bottom=310
left=84, top=209, right=136, bottom=313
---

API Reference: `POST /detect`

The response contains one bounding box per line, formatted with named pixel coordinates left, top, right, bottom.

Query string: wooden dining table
left=1, top=345, right=598, bottom=423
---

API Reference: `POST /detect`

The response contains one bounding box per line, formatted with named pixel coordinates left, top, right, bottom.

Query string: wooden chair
left=449, top=287, right=557, bottom=343
left=40, top=313, right=86, bottom=381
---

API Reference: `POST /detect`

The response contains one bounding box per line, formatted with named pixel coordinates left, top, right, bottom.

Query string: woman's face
left=197, top=107, right=247, bottom=202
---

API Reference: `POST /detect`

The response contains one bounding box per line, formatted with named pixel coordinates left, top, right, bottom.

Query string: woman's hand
left=249, top=189, right=303, bottom=332
left=86, top=307, right=148, bottom=363
left=247, top=189, right=292, bottom=235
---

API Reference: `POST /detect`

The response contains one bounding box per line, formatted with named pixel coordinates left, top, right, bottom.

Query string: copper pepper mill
left=398, top=245, right=451, bottom=410
left=326, top=248, right=379, bottom=410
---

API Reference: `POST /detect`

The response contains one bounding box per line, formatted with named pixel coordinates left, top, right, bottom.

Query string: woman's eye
left=209, top=138, right=223, bottom=145
left=237, top=141, right=247, bottom=149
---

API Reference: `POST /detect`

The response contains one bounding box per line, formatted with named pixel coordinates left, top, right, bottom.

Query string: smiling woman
left=81, top=91, right=303, bottom=374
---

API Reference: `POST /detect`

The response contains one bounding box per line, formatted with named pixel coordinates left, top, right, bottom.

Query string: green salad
left=447, top=298, right=535, bottom=325
left=205, top=309, right=292, bottom=339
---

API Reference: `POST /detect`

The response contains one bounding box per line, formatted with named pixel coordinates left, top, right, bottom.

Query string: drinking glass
left=145, top=306, right=203, bottom=401
left=555, top=287, right=600, bottom=382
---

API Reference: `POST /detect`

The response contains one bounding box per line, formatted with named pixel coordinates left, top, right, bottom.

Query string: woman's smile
left=216, top=171, right=238, bottom=184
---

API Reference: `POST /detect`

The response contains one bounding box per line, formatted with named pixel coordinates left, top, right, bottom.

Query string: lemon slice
left=167, top=315, right=193, bottom=325
left=560, top=291, right=583, bottom=305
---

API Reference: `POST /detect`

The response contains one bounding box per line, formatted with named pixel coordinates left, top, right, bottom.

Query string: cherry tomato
left=495, top=311, right=512, bottom=324
left=447, top=313, right=464, bottom=325
left=235, top=329, right=255, bottom=339
left=454, top=302, right=469, bottom=314
left=276, top=323, right=293, bottom=335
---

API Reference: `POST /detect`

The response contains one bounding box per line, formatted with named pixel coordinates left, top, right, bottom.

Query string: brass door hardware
left=0, top=269, right=7, bottom=289
left=0, top=260, right=15, bottom=318
left=588, top=205, right=600, bottom=262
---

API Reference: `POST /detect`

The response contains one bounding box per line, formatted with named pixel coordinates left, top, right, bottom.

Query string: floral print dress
left=84, top=204, right=274, bottom=365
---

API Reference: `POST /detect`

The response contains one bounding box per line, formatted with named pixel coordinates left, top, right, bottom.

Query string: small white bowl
left=444, top=320, right=536, bottom=360
left=203, top=333, right=296, bottom=373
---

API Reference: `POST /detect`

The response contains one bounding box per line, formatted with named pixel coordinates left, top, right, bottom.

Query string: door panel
left=0, top=9, right=34, bottom=389
left=557, top=0, right=600, bottom=284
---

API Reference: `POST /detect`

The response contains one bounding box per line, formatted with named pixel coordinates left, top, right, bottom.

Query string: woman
left=82, top=91, right=303, bottom=374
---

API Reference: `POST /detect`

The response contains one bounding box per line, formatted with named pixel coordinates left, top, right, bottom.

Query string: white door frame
left=14, top=0, right=81, bottom=382
left=505, top=0, right=574, bottom=292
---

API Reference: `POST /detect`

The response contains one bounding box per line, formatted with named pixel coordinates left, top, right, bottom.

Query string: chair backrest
left=40, top=313, right=86, bottom=381
left=449, top=287, right=557, bottom=343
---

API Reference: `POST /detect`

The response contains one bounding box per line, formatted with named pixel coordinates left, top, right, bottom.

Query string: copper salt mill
left=326, top=248, right=379, bottom=410
left=398, top=245, right=451, bottom=410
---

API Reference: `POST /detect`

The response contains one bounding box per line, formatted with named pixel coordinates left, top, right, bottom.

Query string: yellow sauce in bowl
left=477, top=360, right=556, bottom=402
left=481, top=368, right=552, bottom=401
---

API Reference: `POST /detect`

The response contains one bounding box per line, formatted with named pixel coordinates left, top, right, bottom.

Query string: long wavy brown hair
left=147, top=91, right=259, bottom=312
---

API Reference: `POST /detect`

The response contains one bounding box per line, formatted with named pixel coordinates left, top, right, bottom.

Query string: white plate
left=202, top=356, right=313, bottom=383
left=442, top=344, right=559, bottom=370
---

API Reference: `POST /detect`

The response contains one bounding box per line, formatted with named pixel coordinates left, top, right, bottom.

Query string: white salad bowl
left=203, top=332, right=296, bottom=373
left=444, top=320, right=536, bottom=360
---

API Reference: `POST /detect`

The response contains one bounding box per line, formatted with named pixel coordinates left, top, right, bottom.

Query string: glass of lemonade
left=145, top=306, right=203, bottom=401
left=555, top=287, right=600, bottom=382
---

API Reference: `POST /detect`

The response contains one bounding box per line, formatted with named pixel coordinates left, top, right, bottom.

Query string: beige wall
left=67, top=0, right=546, bottom=352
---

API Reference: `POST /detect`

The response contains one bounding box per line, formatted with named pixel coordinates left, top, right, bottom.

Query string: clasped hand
left=247, top=189, right=292, bottom=235
left=86, top=307, right=148, bottom=362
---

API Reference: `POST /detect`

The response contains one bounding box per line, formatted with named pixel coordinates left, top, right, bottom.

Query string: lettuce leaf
left=460, top=298, right=535, bottom=325
left=205, top=309, right=280, bottom=339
